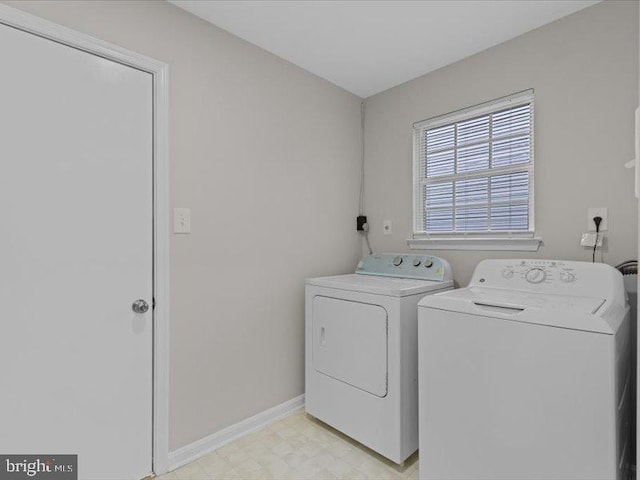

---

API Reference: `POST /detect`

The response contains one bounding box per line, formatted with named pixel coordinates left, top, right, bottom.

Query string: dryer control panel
left=356, top=254, right=452, bottom=282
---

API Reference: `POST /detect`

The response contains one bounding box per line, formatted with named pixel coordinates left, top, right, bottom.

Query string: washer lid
left=456, top=287, right=605, bottom=313
left=306, top=274, right=452, bottom=297
left=418, top=287, right=614, bottom=334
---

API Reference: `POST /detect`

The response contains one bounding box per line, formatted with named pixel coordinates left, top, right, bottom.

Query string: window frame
left=410, top=90, right=540, bottom=250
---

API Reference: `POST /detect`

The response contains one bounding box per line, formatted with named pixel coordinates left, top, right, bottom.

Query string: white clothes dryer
left=305, top=253, right=453, bottom=464
left=418, top=259, right=631, bottom=480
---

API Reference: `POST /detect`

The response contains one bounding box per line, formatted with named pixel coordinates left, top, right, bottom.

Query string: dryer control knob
left=424, top=260, right=433, bottom=268
left=502, top=268, right=514, bottom=279
left=392, top=256, right=403, bottom=266
left=525, top=267, right=546, bottom=284
left=413, top=258, right=421, bottom=267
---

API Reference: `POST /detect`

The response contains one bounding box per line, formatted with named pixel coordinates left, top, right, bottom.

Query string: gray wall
left=363, top=0, right=639, bottom=287
left=2, top=0, right=363, bottom=450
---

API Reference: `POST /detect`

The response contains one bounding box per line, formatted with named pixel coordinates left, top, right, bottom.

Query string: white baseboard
left=166, top=394, right=305, bottom=472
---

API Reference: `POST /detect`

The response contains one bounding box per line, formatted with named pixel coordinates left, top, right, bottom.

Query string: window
left=411, top=90, right=538, bottom=250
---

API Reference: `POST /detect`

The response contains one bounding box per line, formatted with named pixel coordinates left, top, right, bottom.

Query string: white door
left=0, top=21, right=153, bottom=480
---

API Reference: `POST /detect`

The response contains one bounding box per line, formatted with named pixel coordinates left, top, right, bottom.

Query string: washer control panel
left=356, top=254, right=451, bottom=281
left=495, top=260, right=577, bottom=285
left=470, top=259, right=625, bottom=306
left=472, top=259, right=583, bottom=294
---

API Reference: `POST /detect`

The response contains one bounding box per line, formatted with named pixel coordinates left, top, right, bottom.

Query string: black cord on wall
left=592, top=216, right=602, bottom=263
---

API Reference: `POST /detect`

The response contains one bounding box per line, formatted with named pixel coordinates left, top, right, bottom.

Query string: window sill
left=407, top=236, right=543, bottom=251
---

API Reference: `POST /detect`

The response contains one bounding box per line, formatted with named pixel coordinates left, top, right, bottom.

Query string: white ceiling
left=169, top=0, right=599, bottom=98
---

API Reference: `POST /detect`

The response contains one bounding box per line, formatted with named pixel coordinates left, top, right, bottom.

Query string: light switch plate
left=174, top=208, right=191, bottom=234
left=587, top=207, right=608, bottom=231
left=383, top=220, right=392, bottom=236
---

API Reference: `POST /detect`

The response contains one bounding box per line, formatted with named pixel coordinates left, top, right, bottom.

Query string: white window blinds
left=413, top=90, right=534, bottom=236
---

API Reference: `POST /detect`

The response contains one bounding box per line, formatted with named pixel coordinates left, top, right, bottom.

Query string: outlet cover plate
left=587, top=207, right=608, bottom=231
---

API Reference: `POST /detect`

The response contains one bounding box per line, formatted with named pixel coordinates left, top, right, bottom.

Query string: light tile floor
left=159, top=409, right=418, bottom=480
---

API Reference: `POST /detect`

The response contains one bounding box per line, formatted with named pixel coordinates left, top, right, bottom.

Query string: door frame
left=0, top=4, right=171, bottom=475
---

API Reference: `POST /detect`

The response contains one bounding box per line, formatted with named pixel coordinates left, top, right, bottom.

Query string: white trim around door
left=0, top=5, right=171, bottom=476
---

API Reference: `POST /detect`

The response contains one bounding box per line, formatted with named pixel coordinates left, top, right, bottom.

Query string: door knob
left=132, top=299, right=149, bottom=314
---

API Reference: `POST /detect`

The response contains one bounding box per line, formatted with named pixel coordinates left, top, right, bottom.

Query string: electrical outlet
left=587, top=207, right=608, bottom=231
left=383, top=220, right=392, bottom=236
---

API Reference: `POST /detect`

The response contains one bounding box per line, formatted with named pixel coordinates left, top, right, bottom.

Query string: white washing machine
left=305, top=253, right=453, bottom=464
left=417, top=259, right=631, bottom=480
